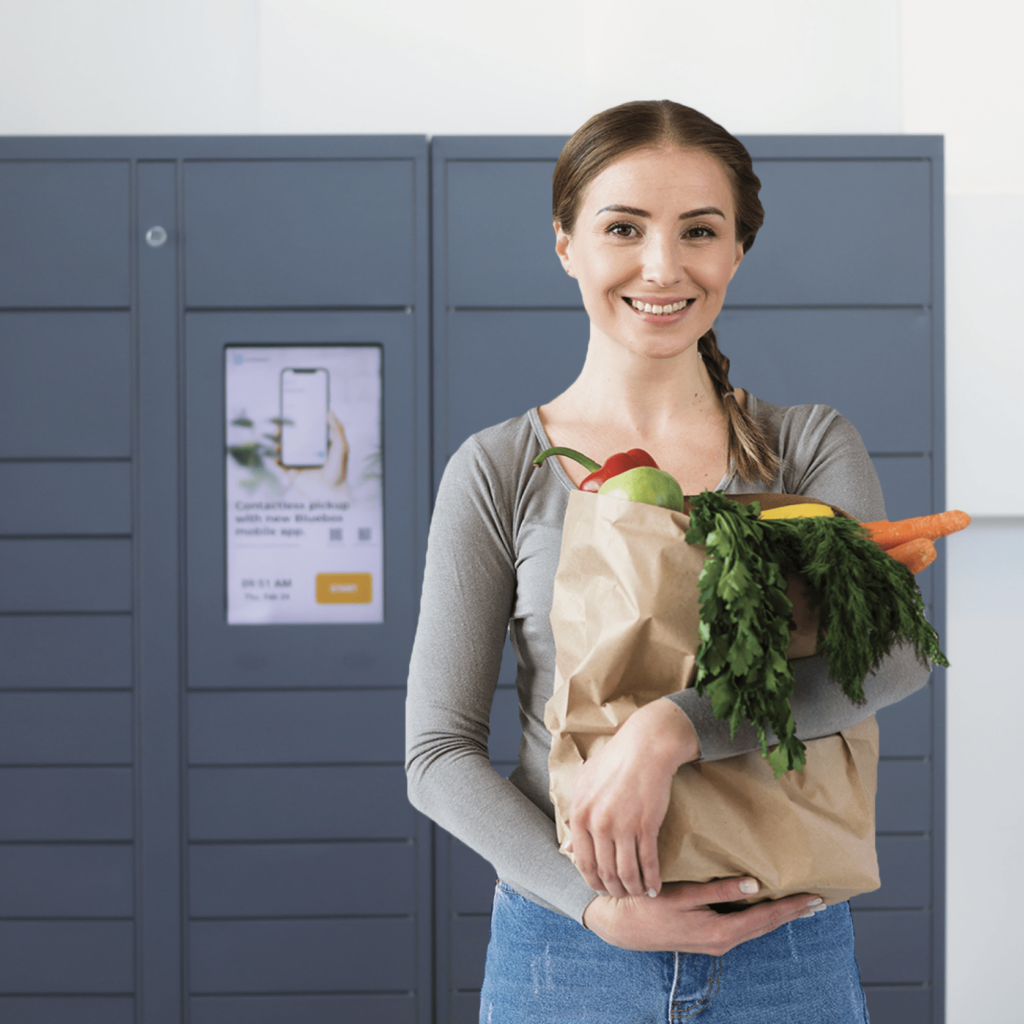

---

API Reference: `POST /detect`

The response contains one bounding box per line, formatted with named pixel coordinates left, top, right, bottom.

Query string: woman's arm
left=405, top=433, right=601, bottom=924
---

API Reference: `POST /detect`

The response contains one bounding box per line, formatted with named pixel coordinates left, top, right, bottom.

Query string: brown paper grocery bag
left=545, top=490, right=880, bottom=905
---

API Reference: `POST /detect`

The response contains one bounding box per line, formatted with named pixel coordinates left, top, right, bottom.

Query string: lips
left=624, top=297, right=692, bottom=316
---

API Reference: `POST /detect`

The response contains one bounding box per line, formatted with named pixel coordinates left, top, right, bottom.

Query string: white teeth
left=630, top=299, right=690, bottom=315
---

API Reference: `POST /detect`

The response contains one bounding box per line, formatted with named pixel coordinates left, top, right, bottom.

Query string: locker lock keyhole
left=145, top=226, right=168, bottom=248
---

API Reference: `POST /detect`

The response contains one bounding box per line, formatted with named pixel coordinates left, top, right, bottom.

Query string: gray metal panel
left=0, top=997, right=134, bottom=1024
left=188, top=690, right=405, bottom=764
left=851, top=910, right=931, bottom=983
left=876, top=760, right=931, bottom=832
left=450, top=915, right=490, bottom=990
left=872, top=456, right=932, bottom=521
left=0, top=462, right=132, bottom=535
left=446, top=159, right=573, bottom=308
left=184, top=312, right=424, bottom=690
left=0, top=161, right=130, bottom=309
left=0, top=693, right=132, bottom=764
left=728, top=159, right=931, bottom=307
left=188, top=765, right=413, bottom=840
left=715, top=307, right=932, bottom=453
left=877, top=685, right=932, bottom=758
left=450, top=843, right=500, bottom=916
left=0, top=767, right=133, bottom=840
left=0, top=615, right=133, bottom=689
left=0, top=539, right=132, bottom=612
left=184, top=160, right=416, bottom=308
left=189, top=918, right=416, bottom=993
left=0, top=312, right=132, bottom=458
left=863, top=986, right=930, bottom=1024
left=487, top=686, right=521, bottom=764
left=190, top=994, right=417, bottom=1024
left=0, top=844, right=134, bottom=917
left=852, top=835, right=931, bottom=910
left=0, top=921, right=134, bottom=993
left=443, top=309, right=589, bottom=460
left=189, top=841, right=416, bottom=917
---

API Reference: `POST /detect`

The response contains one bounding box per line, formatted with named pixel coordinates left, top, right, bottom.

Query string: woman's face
left=555, top=146, right=744, bottom=362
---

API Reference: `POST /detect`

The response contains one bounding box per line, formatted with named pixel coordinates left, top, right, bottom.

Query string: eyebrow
left=596, top=204, right=727, bottom=220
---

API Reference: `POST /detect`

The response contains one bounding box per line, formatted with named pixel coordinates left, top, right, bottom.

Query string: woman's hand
left=567, top=699, right=699, bottom=898
left=582, top=877, right=825, bottom=955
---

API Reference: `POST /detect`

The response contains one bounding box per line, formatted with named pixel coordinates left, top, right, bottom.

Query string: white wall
left=1, top=1, right=1021, bottom=1019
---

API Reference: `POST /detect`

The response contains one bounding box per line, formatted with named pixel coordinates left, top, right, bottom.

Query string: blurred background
left=0, top=2, right=1020, bottom=1021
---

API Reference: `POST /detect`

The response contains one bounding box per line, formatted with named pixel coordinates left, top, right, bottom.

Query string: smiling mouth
left=625, top=298, right=692, bottom=316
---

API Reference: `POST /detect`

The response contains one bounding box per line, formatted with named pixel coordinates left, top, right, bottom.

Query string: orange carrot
left=861, top=510, right=971, bottom=550
left=886, top=537, right=937, bottom=575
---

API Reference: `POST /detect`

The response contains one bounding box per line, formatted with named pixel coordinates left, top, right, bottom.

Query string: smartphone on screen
left=280, top=368, right=330, bottom=468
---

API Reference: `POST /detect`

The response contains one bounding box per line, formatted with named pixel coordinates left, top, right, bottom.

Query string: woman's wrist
left=625, top=698, right=700, bottom=768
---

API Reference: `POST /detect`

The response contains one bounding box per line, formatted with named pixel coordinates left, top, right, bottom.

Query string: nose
left=641, top=232, right=684, bottom=287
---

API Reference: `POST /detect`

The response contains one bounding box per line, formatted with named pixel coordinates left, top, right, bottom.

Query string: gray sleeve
left=405, top=437, right=597, bottom=923
left=666, top=405, right=934, bottom=761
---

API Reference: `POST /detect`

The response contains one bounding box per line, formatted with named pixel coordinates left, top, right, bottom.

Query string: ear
left=728, top=240, right=745, bottom=281
left=554, top=221, right=575, bottom=277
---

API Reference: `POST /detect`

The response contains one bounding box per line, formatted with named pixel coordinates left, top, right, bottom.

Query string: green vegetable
left=685, top=490, right=948, bottom=776
left=597, top=466, right=686, bottom=513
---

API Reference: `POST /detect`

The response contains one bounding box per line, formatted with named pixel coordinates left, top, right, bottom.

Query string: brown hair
left=553, top=99, right=780, bottom=485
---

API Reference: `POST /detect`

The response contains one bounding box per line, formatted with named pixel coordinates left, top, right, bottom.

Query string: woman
left=406, top=100, right=930, bottom=1022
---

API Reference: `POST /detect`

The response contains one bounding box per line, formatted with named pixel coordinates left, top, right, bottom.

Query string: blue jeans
left=479, top=883, right=870, bottom=1023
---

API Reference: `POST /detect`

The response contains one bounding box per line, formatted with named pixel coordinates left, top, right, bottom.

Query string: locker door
left=430, top=134, right=945, bottom=1024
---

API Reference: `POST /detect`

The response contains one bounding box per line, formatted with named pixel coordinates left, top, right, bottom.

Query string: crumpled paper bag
left=545, top=490, right=880, bottom=905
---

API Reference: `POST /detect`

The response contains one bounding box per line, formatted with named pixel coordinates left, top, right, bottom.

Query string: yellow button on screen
left=316, top=572, right=373, bottom=604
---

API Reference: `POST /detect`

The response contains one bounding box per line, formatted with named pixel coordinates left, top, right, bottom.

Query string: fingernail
left=799, top=910, right=815, bottom=919
left=647, top=888, right=658, bottom=898
left=596, top=890, right=609, bottom=897
left=806, top=897, right=823, bottom=907
left=739, top=879, right=759, bottom=894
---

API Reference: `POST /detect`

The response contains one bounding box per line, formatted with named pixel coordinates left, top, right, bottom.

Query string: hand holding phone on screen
left=280, top=368, right=330, bottom=468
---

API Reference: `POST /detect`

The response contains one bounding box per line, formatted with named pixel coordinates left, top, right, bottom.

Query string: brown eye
left=608, top=222, right=639, bottom=238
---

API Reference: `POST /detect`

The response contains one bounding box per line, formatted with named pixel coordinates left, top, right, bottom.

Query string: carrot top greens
left=685, top=490, right=948, bottom=777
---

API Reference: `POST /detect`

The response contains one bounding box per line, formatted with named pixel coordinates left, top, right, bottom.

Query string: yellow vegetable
left=758, top=503, right=835, bottom=521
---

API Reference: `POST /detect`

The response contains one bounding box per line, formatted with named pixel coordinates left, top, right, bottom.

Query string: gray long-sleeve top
left=405, top=397, right=932, bottom=925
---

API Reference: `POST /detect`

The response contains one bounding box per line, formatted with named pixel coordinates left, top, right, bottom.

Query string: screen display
left=225, top=345, right=383, bottom=625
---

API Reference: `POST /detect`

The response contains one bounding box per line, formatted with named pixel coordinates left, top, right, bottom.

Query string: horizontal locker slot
left=862, top=985, right=930, bottom=1024
left=0, top=844, right=133, bottom=917
left=0, top=161, right=130, bottom=309
left=850, top=909, right=931, bottom=984
left=443, top=310, right=589, bottom=457
left=728, top=159, right=931, bottom=307
left=0, top=614, right=133, bottom=690
left=851, top=835, right=931, bottom=910
left=0, top=462, right=132, bottom=536
left=449, top=840, right=500, bottom=917
left=0, top=692, right=132, bottom=765
left=0, top=312, right=131, bottom=458
left=486, top=686, right=521, bottom=767
left=189, top=766, right=413, bottom=841
left=184, top=160, right=416, bottom=309
left=188, top=691, right=405, bottom=765
left=876, top=759, right=932, bottom=833
left=0, top=996, right=133, bottom=1024
left=0, top=767, right=133, bottom=841
left=189, top=918, right=416, bottom=994
left=189, top=841, right=415, bottom=918
left=714, top=307, right=932, bottom=454
left=0, top=539, right=132, bottom=613
left=450, top=915, right=490, bottom=992
left=0, top=920, right=134, bottom=993
left=876, top=685, right=932, bottom=759
left=446, top=159, right=577, bottom=309
left=190, top=993, right=416, bottom=1024
left=871, top=456, right=932, bottom=523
